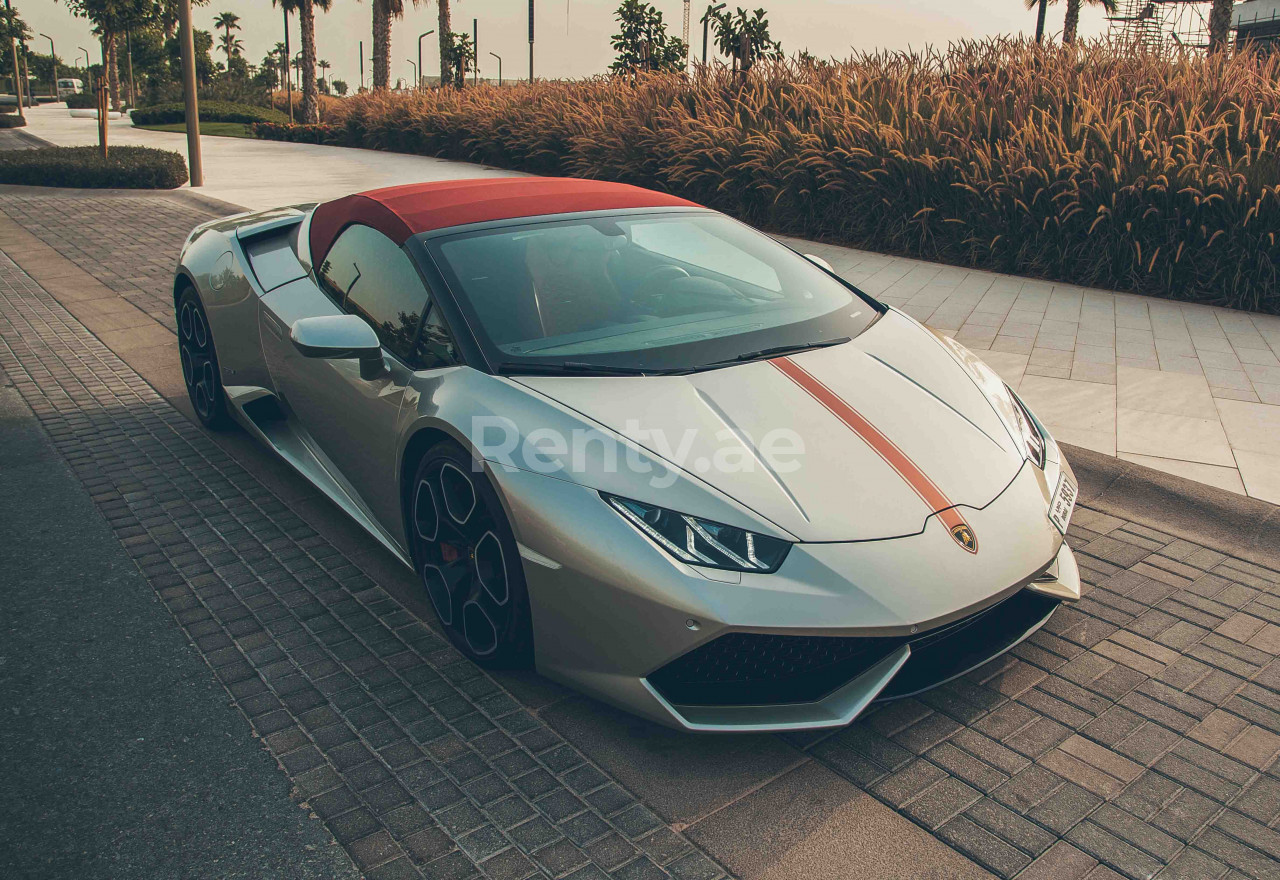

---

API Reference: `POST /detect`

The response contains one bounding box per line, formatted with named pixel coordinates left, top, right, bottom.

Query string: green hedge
left=64, top=93, right=96, bottom=109
left=0, top=113, right=25, bottom=128
left=0, top=147, right=188, bottom=189
left=249, top=121, right=342, bottom=144
left=132, top=100, right=288, bottom=126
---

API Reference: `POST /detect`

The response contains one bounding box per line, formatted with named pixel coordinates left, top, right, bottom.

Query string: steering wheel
left=628, top=265, right=691, bottom=310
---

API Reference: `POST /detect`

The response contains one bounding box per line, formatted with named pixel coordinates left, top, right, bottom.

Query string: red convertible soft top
left=308, top=177, right=698, bottom=266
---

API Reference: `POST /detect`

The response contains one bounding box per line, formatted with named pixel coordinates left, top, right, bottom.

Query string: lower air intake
left=647, top=631, right=900, bottom=707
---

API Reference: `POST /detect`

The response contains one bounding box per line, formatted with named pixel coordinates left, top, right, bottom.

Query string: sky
left=27, top=0, right=1114, bottom=87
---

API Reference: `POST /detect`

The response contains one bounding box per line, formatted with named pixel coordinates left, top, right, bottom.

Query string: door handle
left=263, top=312, right=285, bottom=339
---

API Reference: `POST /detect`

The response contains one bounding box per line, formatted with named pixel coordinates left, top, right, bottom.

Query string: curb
left=165, top=188, right=250, bottom=216
left=1064, top=442, right=1280, bottom=573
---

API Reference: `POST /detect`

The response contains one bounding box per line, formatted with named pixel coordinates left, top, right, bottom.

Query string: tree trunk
left=439, top=0, right=453, bottom=86
left=300, top=0, right=318, bottom=123
left=372, top=0, right=390, bottom=90
left=1063, top=0, right=1082, bottom=44
left=105, top=32, right=121, bottom=112
left=1035, top=0, right=1048, bottom=44
left=1208, top=0, right=1234, bottom=53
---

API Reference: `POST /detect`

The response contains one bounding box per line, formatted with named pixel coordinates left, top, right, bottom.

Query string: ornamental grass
left=257, top=37, right=1280, bottom=312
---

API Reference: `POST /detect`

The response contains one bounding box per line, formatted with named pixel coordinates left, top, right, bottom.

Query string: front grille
left=877, top=589, right=1059, bottom=700
left=646, top=631, right=901, bottom=707
left=647, top=587, right=1061, bottom=709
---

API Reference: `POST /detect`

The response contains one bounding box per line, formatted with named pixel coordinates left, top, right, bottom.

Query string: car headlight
left=602, top=494, right=791, bottom=573
left=1008, top=387, right=1047, bottom=468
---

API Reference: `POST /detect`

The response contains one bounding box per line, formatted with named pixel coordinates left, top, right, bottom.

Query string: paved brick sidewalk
left=0, top=191, right=213, bottom=332
left=0, top=254, right=728, bottom=880
left=2, top=186, right=1280, bottom=880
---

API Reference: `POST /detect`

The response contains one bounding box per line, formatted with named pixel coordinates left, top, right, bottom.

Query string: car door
left=259, top=223, right=458, bottom=532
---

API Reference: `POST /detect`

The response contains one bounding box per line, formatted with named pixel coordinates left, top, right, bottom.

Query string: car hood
left=513, top=310, right=1026, bottom=542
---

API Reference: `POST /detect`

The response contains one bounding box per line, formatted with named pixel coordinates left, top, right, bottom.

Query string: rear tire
left=177, top=286, right=231, bottom=430
left=407, top=441, right=533, bottom=668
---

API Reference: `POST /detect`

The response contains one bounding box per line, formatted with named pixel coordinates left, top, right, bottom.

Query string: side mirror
left=291, top=315, right=385, bottom=379
left=804, top=253, right=835, bottom=273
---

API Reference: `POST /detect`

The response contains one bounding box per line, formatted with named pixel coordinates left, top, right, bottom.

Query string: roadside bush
left=249, top=121, right=343, bottom=144
left=0, top=146, right=188, bottom=189
left=0, top=113, right=26, bottom=128
left=268, top=91, right=346, bottom=122
left=131, top=100, right=288, bottom=126
left=254, top=38, right=1280, bottom=313
left=64, top=93, right=96, bottom=109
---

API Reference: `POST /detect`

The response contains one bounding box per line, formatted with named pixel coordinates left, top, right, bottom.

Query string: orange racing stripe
left=771, top=355, right=978, bottom=553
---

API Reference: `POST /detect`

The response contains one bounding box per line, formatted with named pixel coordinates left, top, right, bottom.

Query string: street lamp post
left=124, top=27, right=135, bottom=108
left=528, top=0, right=534, bottom=82
left=79, top=46, right=91, bottom=93
left=5, top=0, right=23, bottom=118
left=472, top=19, right=478, bottom=87
left=39, top=33, right=55, bottom=101
left=488, top=51, right=501, bottom=86
left=417, top=30, right=434, bottom=91
left=359, top=40, right=364, bottom=91
left=177, top=0, right=203, bottom=186
left=701, top=3, right=725, bottom=66
left=406, top=58, right=417, bottom=91
left=282, top=5, right=293, bottom=122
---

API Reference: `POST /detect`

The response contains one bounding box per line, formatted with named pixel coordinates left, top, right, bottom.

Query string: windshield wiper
left=495, top=361, right=680, bottom=376
left=702, top=336, right=852, bottom=368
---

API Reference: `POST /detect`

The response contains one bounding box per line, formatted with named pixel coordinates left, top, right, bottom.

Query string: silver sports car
left=175, top=177, right=1080, bottom=732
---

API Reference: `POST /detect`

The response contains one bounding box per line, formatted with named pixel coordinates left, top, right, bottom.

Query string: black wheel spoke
left=411, top=452, right=524, bottom=665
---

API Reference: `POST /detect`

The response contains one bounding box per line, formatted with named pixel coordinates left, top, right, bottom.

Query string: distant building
left=1234, top=0, right=1280, bottom=51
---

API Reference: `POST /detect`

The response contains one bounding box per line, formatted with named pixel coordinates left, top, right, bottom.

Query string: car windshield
left=424, top=210, right=881, bottom=374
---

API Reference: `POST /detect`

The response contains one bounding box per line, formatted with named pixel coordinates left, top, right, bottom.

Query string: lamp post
left=4, top=0, right=23, bottom=117
left=359, top=40, right=364, bottom=90
left=124, top=26, right=135, bottom=108
left=528, top=0, right=534, bottom=82
left=177, top=0, right=202, bottom=186
left=417, top=30, right=433, bottom=91
left=472, top=18, right=477, bottom=86
left=406, top=58, right=416, bottom=91
left=488, top=51, right=501, bottom=86
left=282, top=5, right=293, bottom=122
left=79, top=46, right=91, bottom=93
left=701, top=2, right=725, bottom=66
left=39, top=33, right=55, bottom=101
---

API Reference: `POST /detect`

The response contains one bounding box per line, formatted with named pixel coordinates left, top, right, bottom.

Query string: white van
left=57, top=78, right=84, bottom=98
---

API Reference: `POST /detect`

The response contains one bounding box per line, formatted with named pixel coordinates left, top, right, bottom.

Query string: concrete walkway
left=23, top=104, right=1280, bottom=506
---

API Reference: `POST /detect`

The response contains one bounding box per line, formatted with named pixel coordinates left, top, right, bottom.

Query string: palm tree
left=371, top=0, right=422, bottom=91
left=219, top=32, right=244, bottom=60
left=298, top=0, right=333, bottom=124
left=1062, top=0, right=1116, bottom=43
left=1208, top=0, right=1234, bottom=53
left=214, top=11, right=240, bottom=57
left=272, top=0, right=300, bottom=121
left=318, top=58, right=331, bottom=89
left=437, top=0, right=454, bottom=88
left=1025, top=0, right=1057, bottom=43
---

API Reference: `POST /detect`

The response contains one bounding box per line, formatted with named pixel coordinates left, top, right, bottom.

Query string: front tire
left=177, top=286, right=230, bottom=430
left=408, top=441, right=533, bottom=668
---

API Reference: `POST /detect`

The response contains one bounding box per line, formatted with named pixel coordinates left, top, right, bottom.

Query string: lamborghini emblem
left=950, top=523, right=978, bottom=553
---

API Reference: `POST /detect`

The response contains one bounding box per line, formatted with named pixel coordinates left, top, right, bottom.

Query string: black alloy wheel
left=177, top=286, right=230, bottom=430
left=408, top=441, right=533, bottom=667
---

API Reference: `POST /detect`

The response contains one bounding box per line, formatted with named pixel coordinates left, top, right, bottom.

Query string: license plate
left=1049, top=471, right=1077, bottom=535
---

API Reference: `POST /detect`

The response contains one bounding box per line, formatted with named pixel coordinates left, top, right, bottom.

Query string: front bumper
left=495, top=459, right=1080, bottom=733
